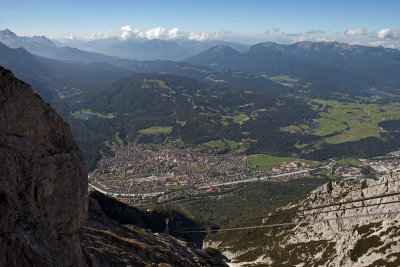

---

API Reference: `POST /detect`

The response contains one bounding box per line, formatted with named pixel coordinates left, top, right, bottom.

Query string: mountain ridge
left=0, top=41, right=131, bottom=102
left=0, top=29, right=119, bottom=63
left=185, top=41, right=400, bottom=95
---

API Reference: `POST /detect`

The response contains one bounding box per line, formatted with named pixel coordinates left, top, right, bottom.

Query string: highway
left=88, top=183, right=165, bottom=197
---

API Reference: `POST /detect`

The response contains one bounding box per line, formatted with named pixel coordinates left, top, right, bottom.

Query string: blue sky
left=1, top=0, right=399, bottom=47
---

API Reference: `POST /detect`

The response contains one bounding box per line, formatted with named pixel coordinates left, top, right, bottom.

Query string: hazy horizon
left=1, top=0, right=399, bottom=48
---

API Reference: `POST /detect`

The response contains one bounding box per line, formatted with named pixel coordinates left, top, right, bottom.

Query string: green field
left=285, top=99, right=400, bottom=145
left=167, top=184, right=186, bottom=191
left=71, top=109, right=115, bottom=119
left=204, top=139, right=226, bottom=149
left=232, top=113, right=250, bottom=125
left=204, top=139, right=241, bottom=151
left=250, top=155, right=321, bottom=170
left=222, top=113, right=250, bottom=125
left=315, top=100, right=400, bottom=144
left=317, top=118, right=348, bottom=136
left=268, top=75, right=299, bottom=87
left=138, top=126, right=173, bottom=134
left=250, top=155, right=298, bottom=170
left=115, top=132, right=124, bottom=146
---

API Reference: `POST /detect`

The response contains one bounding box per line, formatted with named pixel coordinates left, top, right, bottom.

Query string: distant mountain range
left=0, top=41, right=130, bottom=101
left=1, top=29, right=400, bottom=101
left=0, top=40, right=285, bottom=103
left=0, top=29, right=249, bottom=61
left=0, top=29, right=118, bottom=63
left=185, top=41, right=400, bottom=95
left=63, top=37, right=249, bottom=61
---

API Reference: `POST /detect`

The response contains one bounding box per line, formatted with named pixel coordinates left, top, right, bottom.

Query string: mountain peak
left=248, top=42, right=285, bottom=53
left=0, top=29, right=18, bottom=40
left=293, top=41, right=313, bottom=49
left=184, top=44, right=242, bottom=69
left=1, top=29, right=16, bottom=35
left=0, top=29, right=56, bottom=50
left=207, top=44, right=240, bottom=54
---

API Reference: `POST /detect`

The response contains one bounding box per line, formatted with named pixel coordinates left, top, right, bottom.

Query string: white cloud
left=120, top=25, right=195, bottom=40
left=144, top=27, right=166, bottom=39
left=65, top=26, right=212, bottom=42
left=120, top=25, right=140, bottom=40
left=291, top=36, right=307, bottom=42
left=377, top=28, right=399, bottom=39
left=344, top=27, right=367, bottom=36
left=316, top=37, right=334, bottom=42
left=168, top=27, right=182, bottom=39
left=273, top=28, right=280, bottom=32
left=188, top=32, right=209, bottom=41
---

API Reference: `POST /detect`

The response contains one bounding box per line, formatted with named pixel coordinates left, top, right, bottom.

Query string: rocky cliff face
left=0, top=66, right=227, bottom=266
left=206, top=174, right=400, bottom=266
left=0, top=66, right=88, bottom=266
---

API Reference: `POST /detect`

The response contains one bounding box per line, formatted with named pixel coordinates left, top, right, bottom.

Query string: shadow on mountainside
left=89, top=190, right=217, bottom=248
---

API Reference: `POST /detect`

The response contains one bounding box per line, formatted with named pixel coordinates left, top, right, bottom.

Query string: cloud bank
left=60, top=25, right=400, bottom=49
left=68, top=25, right=211, bottom=41
left=120, top=25, right=186, bottom=40
left=344, top=27, right=367, bottom=36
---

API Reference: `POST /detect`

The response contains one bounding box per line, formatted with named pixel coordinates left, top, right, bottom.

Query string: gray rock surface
left=205, top=174, right=400, bottom=266
left=0, top=66, right=88, bottom=266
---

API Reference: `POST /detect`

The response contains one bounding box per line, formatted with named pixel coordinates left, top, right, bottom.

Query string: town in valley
left=88, top=141, right=400, bottom=204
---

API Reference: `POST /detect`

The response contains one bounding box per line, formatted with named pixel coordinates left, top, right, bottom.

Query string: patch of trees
left=378, top=119, right=400, bottom=131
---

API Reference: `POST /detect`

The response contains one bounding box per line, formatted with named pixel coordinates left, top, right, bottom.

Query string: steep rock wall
left=0, top=66, right=88, bottom=266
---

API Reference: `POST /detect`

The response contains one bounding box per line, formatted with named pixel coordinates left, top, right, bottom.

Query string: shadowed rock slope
left=0, top=66, right=88, bottom=266
left=82, top=194, right=227, bottom=266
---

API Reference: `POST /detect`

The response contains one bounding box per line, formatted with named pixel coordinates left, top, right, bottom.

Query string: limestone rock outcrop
left=206, top=174, right=400, bottom=266
left=0, top=66, right=88, bottom=266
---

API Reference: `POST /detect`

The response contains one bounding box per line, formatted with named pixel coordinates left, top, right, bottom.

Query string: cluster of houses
left=89, top=142, right=317, bottom=203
